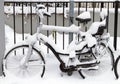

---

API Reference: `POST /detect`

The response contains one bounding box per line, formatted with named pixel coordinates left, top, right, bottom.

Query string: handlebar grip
left=43, top=13, right=51, bottom=17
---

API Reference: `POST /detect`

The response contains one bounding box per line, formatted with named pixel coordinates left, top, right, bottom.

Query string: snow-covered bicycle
left=3, top=4, right=115, bottom=78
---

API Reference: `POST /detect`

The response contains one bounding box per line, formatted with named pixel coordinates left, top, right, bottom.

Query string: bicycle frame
left=20, top=24, right=99, bottom=74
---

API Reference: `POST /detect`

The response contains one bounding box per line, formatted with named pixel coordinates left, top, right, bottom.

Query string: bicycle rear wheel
left=114, top=56, right=120, bottom=79
left=80, top=43, right=114, bottom=77
left=95, top=43, right=114, bottom=69
left=3, top=45, right=45, bottom=78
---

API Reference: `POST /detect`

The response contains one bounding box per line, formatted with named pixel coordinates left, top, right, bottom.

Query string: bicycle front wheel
left=3, top=45, right=45, bottom=78
left=114, top=56, right=120, bottom=79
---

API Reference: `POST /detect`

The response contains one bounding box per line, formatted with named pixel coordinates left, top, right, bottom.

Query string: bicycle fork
left=20, top=44, right=33, bottom=68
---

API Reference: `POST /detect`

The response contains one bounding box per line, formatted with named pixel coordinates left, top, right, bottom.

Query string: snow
left=4, top=6, right=68, bottom=18
left=1, top=25, right=120, bottom=84
left=87, top=19, right=106, bottom=35
left=76, top=11, right=91, bottom=20
left=4, top=6, right=120, bottom=19
left=41, top=24, right=80, bottom=33
left=4, top=0, right=120, bottom=2
left=100, top=10, right=108, bottom=20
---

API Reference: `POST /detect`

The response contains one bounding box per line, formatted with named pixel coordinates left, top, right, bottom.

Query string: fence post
left=0, top=0, right=5, bottom=76
left=114, top=0, right=119, bottom=50
left=69, top=0, right=74, bottom=44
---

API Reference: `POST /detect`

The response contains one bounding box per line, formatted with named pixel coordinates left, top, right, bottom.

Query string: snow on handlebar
left=36, top=4, right=51, bottom=17
left=41, top=24, right=80, bottom=33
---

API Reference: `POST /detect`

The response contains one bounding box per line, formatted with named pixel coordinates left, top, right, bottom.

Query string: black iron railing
left=4, top=0, right=120, bottom=50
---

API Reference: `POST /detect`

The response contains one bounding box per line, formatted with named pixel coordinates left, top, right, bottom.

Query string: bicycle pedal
left=88, top=65, right=99, bottom=70
left=79, top=60, right=97, bottom=65
left=81, top=65, right=99, bottom=70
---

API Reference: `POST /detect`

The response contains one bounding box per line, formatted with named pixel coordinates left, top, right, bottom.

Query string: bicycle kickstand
left=78, top=70, right=85, bottom=79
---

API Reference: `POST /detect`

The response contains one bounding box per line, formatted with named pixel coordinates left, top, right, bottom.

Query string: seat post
left=84, top=22, right=88, bottom=31
left=80, top=22, right=88, bottom=31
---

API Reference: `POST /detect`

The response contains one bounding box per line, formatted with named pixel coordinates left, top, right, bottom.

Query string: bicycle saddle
left=76, top=11, right=91, bottom=23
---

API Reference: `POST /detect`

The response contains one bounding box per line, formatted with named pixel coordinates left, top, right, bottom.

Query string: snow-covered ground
left=0, top=25, right=120, bottom=84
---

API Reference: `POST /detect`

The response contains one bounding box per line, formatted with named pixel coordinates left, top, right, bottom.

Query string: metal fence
left=4, top=0, right=120, bottom=50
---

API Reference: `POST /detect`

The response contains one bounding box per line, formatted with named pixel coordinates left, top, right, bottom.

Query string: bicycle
left=3, top=4, right=115, bottom=78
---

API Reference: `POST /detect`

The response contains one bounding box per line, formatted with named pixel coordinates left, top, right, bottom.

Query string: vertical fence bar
left=30, top=2, right=33, bottom=35
left=101, top=2, right=104, bottom=9
left=13, top=2, right=16, bottom=44
left=86, top=2, right=88, bottom=11
left=107, top=2, right=109, bottom=32
left=46, top=2, right=49, bottom=53
left=66, top=2, right=68, bottom=7
left=77, top=2, right=81, bottom=42
left=113, top=2, right=115, bottom=8
left=92, top=2, right=95, bottom=22
left=85, top=2, right=88, bottom=31
left=114, top=0, right=119, bottom=50
left=100, top=2, right=104, bottom=21
left=78, top=2, right=81, bottom=26
left=55, top=2, right=57, bottom=44
left=63, top=2, right=65, bottom=49
left=46, top=2, right=49, bottom=36
left=69, top=0, right=74, bottom=44
left=22, top=2, right=24, bottom=40
left=22, top=2, right=25, bottom=55
left=100, top=2, right=104, bottom=15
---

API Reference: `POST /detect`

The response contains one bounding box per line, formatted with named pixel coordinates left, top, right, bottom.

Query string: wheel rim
left=4, top=46, right=45, bottom=78
left=115, top=57, right=120, bottom=79
left=117, top=60, right=120, bottom=79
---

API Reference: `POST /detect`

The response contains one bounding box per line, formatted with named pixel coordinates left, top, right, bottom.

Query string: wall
left=0, top=0, right=5, bottom=76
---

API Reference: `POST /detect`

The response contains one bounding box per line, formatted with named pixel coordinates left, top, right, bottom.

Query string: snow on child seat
left=87, top=19, right=106, bottom=35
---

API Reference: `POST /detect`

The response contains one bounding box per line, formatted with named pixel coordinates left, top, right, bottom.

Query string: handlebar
left=36, top=4, right=51, bottom=21
left=43, top=11, right=51, bottom=17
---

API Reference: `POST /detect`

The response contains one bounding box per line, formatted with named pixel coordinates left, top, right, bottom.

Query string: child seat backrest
left=87, top=19, right=106, bottom=35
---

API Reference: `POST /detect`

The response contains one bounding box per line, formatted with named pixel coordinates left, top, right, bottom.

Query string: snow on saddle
left=76, top=11, right=91, bottom=23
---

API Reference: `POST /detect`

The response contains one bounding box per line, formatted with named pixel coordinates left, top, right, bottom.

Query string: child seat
left=87, top=19, right=106, bottom=36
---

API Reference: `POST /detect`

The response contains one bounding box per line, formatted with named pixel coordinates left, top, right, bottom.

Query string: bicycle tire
left=3, top=45, right=45, bottom=78
left=114, top=56, right=120, bottom=79
left=99, top=43, right=115, bottom=69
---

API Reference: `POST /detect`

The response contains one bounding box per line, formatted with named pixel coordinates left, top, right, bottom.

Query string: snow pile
left=5, top=25, right=30, bottom=49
